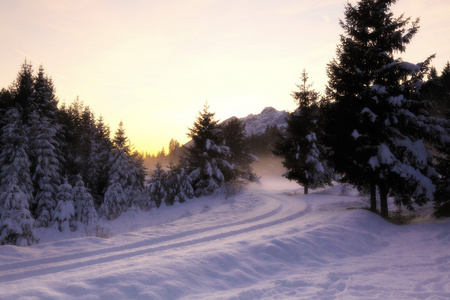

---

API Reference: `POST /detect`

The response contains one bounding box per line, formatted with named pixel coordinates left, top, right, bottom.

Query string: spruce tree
left=0, top=108, right=38, bottom=246
left=275, top=70, right=332, bottom=194
left=26, top=66, right=62, bottom=222
left=10, top=61, right=34, bottom=123
left=148, top=163, right=168, bottom=208
left=325, top=0, right=447, bottom=217
left=28, top=110, right=61, bottom=223
left=101, top=180, right=126, bottom=220
left=104, top=122, right=145, bottom=212
left=165, top=162, right=194, bottom=205
left=72, top=174, right=98, bottom=226
left=53, top=178, right=76, bottom=232
left=87, top=116, right=113, bottom=204
left=183, top=104, right=232, bottom=196
left=221, top=117, right=258, bottom=183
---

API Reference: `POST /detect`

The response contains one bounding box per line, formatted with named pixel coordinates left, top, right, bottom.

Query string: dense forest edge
left=1, top=0, right=449, bottom=246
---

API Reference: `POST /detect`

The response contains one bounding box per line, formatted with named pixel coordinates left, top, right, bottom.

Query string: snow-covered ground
left=0, top=176, right=449, bottom=299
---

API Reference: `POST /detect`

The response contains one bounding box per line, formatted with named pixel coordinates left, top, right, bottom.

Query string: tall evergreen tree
left=10, top=61, right=34, bottom=123
left=105, top=122, right=145, bottom=212
left=183, top=104, right=232, bottom=196
left=325, top=0, right=447, bottom=217
left=0, top=108, right=34, bottom=205
left=27, top=69, right=62, bottom=224
left=0, top=108, right=37, bottom=246
left=275, top=70, right=332, bottom=194
left=86, top=116, right=113, bottom=204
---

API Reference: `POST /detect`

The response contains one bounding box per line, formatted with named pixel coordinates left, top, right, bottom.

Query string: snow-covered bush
left=72, top=175, right=97, bottom=226
left=101, top=180, right=126, bottom=220
left=165, top=162, right=194, bottom=205
left=53, top=179, right=76, bottom=232
left=148, top=163, right=167, bottom=208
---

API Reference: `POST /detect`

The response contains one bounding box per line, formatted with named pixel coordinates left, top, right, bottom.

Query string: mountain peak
left=223, top=107, right=288, bottom=136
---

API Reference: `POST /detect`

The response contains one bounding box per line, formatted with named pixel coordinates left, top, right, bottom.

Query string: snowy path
left=0, top=192, right=308, bottom=284
left=0, top=177, right=449, bottom=299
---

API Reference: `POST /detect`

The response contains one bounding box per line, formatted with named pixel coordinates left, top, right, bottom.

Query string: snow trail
left=0, top=177, right=449, bottom=299
left=0, top=191, right=309, bottom=283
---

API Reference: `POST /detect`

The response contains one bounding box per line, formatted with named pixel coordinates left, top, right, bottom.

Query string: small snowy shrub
left=53, top=179, right=76, bottom=232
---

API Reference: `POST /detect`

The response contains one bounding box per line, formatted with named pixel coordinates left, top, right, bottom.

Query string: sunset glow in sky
left=1, top=0, right=450, bottom=154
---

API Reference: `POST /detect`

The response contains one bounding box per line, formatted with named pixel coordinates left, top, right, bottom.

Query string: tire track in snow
left=0, top=193, right=310, bottom=283
left=0, top=193, right=281, bottom=273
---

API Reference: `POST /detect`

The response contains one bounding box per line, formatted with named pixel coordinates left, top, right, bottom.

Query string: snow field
left=0, top=176, right=449, bottom=299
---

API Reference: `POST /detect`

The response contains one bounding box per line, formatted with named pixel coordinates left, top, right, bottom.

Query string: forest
left=0, top=0, right=449, bottom=247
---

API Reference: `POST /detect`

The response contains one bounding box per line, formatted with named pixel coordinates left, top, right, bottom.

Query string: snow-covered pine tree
left=101, top=179, right=126, bottom=220
left=164, top=162, right=194, bottom=205
left=434, top=108, right=450, bottom=217
left=86, top=116, right=113, bottom=205
left=148, top=163, right=168, bottom=208
left=183, top=104, right=232, bottom=196
left=0, top=108, right=34, bottom=207
left=72, top=174, right=98, bottom=226
left=325, top=0, right=447, bottom=217
left=53, top=177, right=76, bottom=232
left=127, top=151, right=147, bottom=209
left=274, top=70, right=332, bottom=194
left=28, top=66, right=59, bottom=119
left=0, top=108, right=38, bottom=246
left=26, top=66, right=62, bottom=223
left=10, top=61, right=34, bottom=123
left=108, top=148, right=133, bottom=209
left=105, top=122, right=145, bottom=211
left=221, top=117, right=258, bottom=184
left=0, top=178, right=38, bottom=246
left=27, top=110, right=61, bottom=225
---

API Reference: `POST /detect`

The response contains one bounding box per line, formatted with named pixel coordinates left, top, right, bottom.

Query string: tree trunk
left=304, top=185, right=309, bottom=195
left=379, top=184, right=388, bottom=218
left=370, top=183, right=377, bottom=212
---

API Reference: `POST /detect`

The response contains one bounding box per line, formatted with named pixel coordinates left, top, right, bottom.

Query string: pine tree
left=86, top=116, right=113, bottom=205
left=10, top=61, right=34, bottom=123
left=112, top=121, right=130, bottom=152
left=25, top=66, right=62, bottom=222
left=72, top=175, right=98, bottom=226
left=325, top=0, right=446, bottom=217
left=148, top=163, right=168, bottom=208
left=434, top=106, right=450, bottom=216
left=222, top=117, right=258, bottom=183
left=183, top=104, right=232, bottom=196
left=103, top=122, right=145, bottom=213
left=275, top=70, right=332, bottom=194
left=165, top=162, right=194, bottom=205
left=53, top=178, right=76, bottom=232
left=0, top=108, right=38, bottom=246
left=0, top=108, right=34, bottom=206
left=101, top=180, right=126, bottom=220
left=28, top=110, right=61, bottom=222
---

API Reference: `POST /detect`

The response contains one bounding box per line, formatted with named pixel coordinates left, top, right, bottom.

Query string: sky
left=1, top=0, right=450, bottom=154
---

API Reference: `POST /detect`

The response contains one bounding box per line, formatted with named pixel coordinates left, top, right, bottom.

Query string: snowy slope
left=222, top=107, right=288, bottom=136
left=0, top=177, right=449, bottom=299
